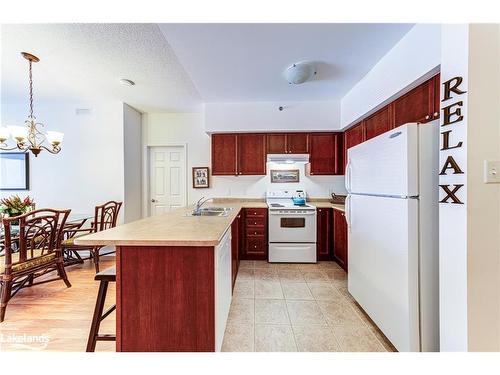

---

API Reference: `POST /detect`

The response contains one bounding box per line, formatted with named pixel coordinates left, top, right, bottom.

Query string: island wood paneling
left=116, top=245, right=215, bottom=352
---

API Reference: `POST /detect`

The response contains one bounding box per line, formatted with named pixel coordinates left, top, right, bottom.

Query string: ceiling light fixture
left=0, top=52, right=64, bottom=157
left=119, top=78, right=135, bottom=86
left=283, top=62, right=317, bottom=85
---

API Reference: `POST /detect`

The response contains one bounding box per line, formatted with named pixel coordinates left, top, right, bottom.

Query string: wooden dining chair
left=62, top=201, right=122, bottom=273
left=0, top=208, right=71, bottom=323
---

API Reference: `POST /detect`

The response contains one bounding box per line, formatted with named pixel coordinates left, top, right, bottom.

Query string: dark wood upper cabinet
left=266, top=134, right=287, bottom=154
left=393, top=77, right=435, bottom=127
left=306, top=133, right=343, bottom=176
left=433, top=73, right=440, bottom=120
left=212, top=133, right=266, bottom=176
left=317, top=207, right=332, bottom=261
left=332, top=208, right=348, bottom=271
left=238, top=133, right=267, bottom=175
left=344, top=122, right=365, bottom=151
left=343, top=122, right=365, bottom=172
left=364, top=105, right=393, bottom=141
left=211, top=134, right=237, bottom=175
left=266, top=133, right=309, bottom=154
left=287, top=133, right=309, bottom=153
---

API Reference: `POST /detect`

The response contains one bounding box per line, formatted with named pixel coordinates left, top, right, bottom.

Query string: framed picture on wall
left=192, top=167, right=210, bottom=188
left=0, top=152, right=30, bottom=190
left=270, top=169, right=300, bottom=183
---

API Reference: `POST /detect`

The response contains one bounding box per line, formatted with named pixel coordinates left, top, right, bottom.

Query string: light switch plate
left=484, top=160, right=500, bottom=183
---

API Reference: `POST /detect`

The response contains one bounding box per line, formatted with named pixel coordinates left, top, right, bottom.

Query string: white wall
left=466, top=24, right=500, bottom=352
left=205, top=100, right=341, bottom=133
left=341, top=24, right=441, bottom=129
left=0, top=98, right=125, bottom=216
left=438, top=24, right=469, bottom=352
left=123, top=103, right=143, bottom=222
left=143, top=112, right=346, bottom=209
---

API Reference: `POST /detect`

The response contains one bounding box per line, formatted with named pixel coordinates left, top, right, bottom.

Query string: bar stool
left=86, top=266, right=116, bottom=352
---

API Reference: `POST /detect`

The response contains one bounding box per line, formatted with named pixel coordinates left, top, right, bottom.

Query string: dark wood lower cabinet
left=332, top=208, right=348, bottom=271
left=316, top=207, right=332, bottom=261
left=240, top=207, right=268, bottom=260
left=116, top=245, right=215, bottom=351
left=231, top=210, right=241, bottom=289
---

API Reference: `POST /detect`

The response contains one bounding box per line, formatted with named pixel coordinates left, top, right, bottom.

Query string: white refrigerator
left=345, top=121, right=439, bottom=352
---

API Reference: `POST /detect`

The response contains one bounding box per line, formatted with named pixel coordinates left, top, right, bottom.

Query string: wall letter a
left=439, top=156, right=464, bottom=175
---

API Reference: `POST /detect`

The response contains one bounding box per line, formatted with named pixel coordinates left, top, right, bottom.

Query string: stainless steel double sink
left=187, top=207, right=234, bottom=217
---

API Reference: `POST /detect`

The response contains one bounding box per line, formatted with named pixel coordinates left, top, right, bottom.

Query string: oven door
left=268, top=210, right=317, bottom=243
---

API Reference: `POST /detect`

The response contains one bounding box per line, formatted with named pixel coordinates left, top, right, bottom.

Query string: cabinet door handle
left=433, top=112, right=439, bottom=117
left=425, top=115, right=431, bottom=120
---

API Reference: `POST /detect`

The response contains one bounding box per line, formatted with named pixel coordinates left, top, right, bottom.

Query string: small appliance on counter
left=292, top=196, right=306, bottom=205
left=330, top=192, right=347, bottom=204
left=266, top=189, right=317, bottom=263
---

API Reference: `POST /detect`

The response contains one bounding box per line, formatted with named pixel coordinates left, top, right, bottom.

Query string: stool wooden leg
left=92, top=247, right=100, bottom=273
left=86, top=280, right=108, bottom=352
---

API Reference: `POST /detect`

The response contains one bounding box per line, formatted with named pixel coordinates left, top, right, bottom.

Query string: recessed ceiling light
left=119, top=78, right=135, bottom=86
left=283, top=62, right=317, bottom=85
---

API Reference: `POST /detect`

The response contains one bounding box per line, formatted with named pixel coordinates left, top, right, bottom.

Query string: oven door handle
left=269, top=211, right=317, bottom=216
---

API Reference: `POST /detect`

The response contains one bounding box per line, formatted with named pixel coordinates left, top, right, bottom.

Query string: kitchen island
left=75, top=202, right=266, bottom=352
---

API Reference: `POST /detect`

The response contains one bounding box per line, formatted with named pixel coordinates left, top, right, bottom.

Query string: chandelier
left=0, top=52, right=64, bottom=157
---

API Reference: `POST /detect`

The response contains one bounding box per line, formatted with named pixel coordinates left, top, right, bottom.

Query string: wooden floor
left=0, top=257, right=116, bottom=352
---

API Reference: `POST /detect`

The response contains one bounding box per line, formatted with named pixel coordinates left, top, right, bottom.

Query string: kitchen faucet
left=193, top=197, right=212, bottom=215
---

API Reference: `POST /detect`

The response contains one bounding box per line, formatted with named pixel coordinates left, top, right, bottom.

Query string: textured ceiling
left=1, top=23, right=415, bottom=111
left=1, top=23, right=202, bottom=112
left=159, top=23, right=414, bottom=102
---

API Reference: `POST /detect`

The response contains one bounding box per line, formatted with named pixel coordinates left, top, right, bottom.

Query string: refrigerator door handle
left=345, top=159, right=352, bottom=193
left=345, top=194, right=351, bottom=231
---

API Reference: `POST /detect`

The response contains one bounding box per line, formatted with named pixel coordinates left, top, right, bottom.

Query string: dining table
left=0, top=213, right=94, bottom=266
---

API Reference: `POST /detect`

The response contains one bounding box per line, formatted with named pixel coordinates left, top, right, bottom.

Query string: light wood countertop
left=74, top=201, right=267, bottom=247
left=308, top=201, right=346, bottom=212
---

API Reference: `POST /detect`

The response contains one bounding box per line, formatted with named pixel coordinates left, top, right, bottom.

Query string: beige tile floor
left=222, top=260, right=397, bottom=352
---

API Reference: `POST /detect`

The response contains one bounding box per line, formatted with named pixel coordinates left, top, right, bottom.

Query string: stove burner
left=270, top=203, right=285, bottom=207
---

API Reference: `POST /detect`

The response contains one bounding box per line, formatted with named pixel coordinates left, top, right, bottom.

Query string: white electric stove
left=266, top=189, right=317, bottom=263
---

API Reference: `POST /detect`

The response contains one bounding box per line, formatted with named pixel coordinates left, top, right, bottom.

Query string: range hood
left=266, top=153, right=310, bottom=164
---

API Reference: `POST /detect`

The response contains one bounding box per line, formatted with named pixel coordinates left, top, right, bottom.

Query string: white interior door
left=149, top=146, right=186, bottom=215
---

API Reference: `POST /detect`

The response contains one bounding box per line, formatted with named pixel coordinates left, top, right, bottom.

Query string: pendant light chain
left=28, top=59, right=34, bottom=119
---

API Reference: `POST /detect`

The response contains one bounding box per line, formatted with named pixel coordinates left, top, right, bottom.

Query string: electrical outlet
left=484, top=160, right=500, bottom=183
